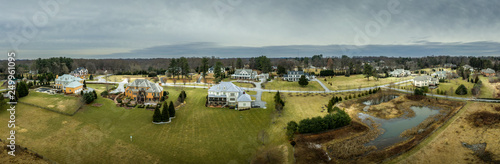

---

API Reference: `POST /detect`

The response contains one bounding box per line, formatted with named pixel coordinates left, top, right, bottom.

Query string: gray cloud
left=1, top=0, right=499, bottom=58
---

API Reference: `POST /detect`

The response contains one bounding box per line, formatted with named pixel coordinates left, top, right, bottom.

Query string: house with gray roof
left=283, top=71, right=310, bottom=82
left=231, top=69, right=258, bottom=80
left=70, top=67, right=88, bottom=78
left=463, top=65, right=474, bottom=72
left=207, top=82, right=252, bottom=110
left=389, top=69, right=411, bottom=77
left=413, top=75, right=439, bottom=87
left=431, top=71, right=449, bottom=80
left=207, top=66, right=225, bottom=74
left=480, top=68, right=496, bottom=77
left=125, top=79, right=164, bottom=104
left=54, top=74, right=84, bottom=94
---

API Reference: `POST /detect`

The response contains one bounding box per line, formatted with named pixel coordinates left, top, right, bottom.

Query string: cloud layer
left=1, top=0, right=499, bottom=58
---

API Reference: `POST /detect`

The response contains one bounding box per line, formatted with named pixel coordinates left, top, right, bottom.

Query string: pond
left=359, top=106, right=440, bottom=149
left=362, top=95, right=399, bottom=111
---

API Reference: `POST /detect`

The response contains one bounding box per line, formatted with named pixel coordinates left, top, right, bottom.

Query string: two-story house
left=125, top=79, right=164, bottom=104
left=54, top=74, right=84, bottom=94
left=231, top=69, right=258, bottom=80
left=207, top=82, right=252, bottom=110
left=283, top=71, right=310, bottom=82
left=413, top=75, right=439, bottom=87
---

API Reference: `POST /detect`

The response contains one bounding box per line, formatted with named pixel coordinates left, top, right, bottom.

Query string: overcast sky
left=1, top=0, right=500, bottom=59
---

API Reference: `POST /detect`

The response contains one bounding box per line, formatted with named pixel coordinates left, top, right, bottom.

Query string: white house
left=207, top=66, right=225, bottom=74
left=207, top=82, right=253, bottom=110
left=282, top=71, right=310, bottom=82
left=413, top=75, right=439, bottom=87
left=389, top=69, right=411, bottom=77
left=231, top=69, right=258, bottom=80
left=431, top=71, right=449, bottom=80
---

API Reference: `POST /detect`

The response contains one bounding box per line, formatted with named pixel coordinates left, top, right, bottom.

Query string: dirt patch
left=0, top=141, right=49, bottom=164
left=467, top=111, right=500, bottom=128
left=47, top=105, right=55, bottom=108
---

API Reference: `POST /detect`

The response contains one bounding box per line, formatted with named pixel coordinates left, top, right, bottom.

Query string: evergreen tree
left=169, top=101, right=176, bottom=117
left=475, top=76, right=479, bottom=83
left=455, top=84, right=468, bottom=95
left=83, top=92, right=95, bottom=104
left=162, top=102, right=170, bottom=122
left=93, top=90, right=98, bottom=99
left=89, top=74, right=93, bottom=80
left=298, top=75, right=308, bottom=86
left=83, top=80, right=87, bottom=89
left=153, top=105, right=162, bottom=122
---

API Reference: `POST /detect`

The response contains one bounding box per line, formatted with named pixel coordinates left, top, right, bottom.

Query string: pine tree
left=475, top=76, right=479, bottom=83
left=298, top=75, right=309, bottom=86
left=169, top=101, right=176, bottom=117
left=153, top=105, right=162, bottom=122
left=161, top=102, right=170, bottom=122
left=83, top=80, right=87, bottom=89
left=93, top=90, right=98, bottom=99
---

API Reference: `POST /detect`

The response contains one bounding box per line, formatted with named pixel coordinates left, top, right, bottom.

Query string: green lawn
left=19, top=91, right=82, bottom=114
left=264, top=79, right=325, bottom=91
left=0, top=85, right=274, bottom=163
left=319, top=74, right=413, bottom=91
left=436, top=79, right=475, bottom=98
left=478, top=76, right=496, bottom=98
left=233, top=82, right=255, bottom=88
left=106, top=75, right=149, bottom=82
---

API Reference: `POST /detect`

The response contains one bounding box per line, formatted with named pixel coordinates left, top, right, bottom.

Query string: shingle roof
left=127, top=79, right=163, bottom=93
left=208, top=82, right=242, bottom=92
left=66, top=81, right=83, bottom=88
left=234, top=69, right=256, bottom=75
left=482, top=68, right=495, bottom=74
left=414, top=75, right=432, bottom=81
left=237, top=93, right=252, bottom=102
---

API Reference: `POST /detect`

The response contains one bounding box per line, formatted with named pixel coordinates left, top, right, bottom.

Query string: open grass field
left=304, top=68, right=323, bottom=75
left=263, top=79, right=325, bottom=91
left=0, top=85, right=275, bottom=163
left=19, top=91, right=82, bottom=114
left=106, top=75, right=149, bottom=82
left=319, top=74, right=413, bottom=91
left=233, top=82, right=255, bottom=88
left=436, top=78, right=475, bottom=98
left=392, top=102, right=500, bottom=164
left=478, top=76, right=498, bottom=98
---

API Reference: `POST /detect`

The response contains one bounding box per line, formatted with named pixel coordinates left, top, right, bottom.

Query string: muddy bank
left=293, top=121, right=369, bottom=164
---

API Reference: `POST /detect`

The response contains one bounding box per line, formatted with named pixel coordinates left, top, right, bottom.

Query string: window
left=243, top=103, right=246, bottom=106
left=230, top=98, right=235, bottom=101
left=230, top=93, right=235, bottom=96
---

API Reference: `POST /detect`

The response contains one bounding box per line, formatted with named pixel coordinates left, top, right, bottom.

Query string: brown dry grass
left=396, top=102, right=500, bottom=164
left=0, top=141, right=49, bottom=164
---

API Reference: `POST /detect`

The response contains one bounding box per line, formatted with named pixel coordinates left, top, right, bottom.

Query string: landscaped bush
left=455, top=84, right=468, bottom=95
left=297, top=109, right=351, bottom=134
left=83, top=92, right=95, bottom=104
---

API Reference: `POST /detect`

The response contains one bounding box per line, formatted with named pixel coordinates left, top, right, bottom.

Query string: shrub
left=297, top=109, right=351, bottom=133
left=455, top=84, right=468, bottom=95
left=83, top=92, right=95, bottom=104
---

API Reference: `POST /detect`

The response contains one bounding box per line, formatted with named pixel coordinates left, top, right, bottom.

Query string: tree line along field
left=319, top=74, right=413, bottom=91
left=0, top=85, right=275, bottom=163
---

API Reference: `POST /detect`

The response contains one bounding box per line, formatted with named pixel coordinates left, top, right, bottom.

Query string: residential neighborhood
left=2, top=1, right=500, bottom=164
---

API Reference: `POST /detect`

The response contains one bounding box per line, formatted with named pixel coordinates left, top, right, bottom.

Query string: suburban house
left=431, top=71, right=449, bottom=80
left=481, top=68, right=496, bottom=77
left=54, top=74, right=84, bottom=94
left=207, top=66, right=225, bottom=74
left=463, top=65, right=474, bottom=72
left=444, top=63, right=457, bottom=68
left=207, top=82, right=252, bottom=110
left=389, top=69, right=411, bottom=77
left=413, top=75, right=439, bottom=87
left=125, top=79, right=164, bottom=104
left=231, top=69, right=258, bottom=80
left=283, top=71, right=310, bottom=82
left=70, top=67, right=88, bottom=79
